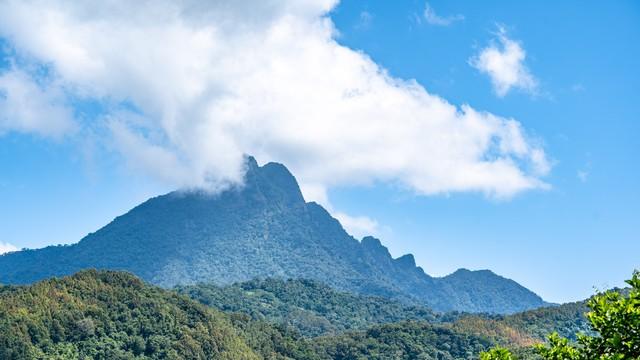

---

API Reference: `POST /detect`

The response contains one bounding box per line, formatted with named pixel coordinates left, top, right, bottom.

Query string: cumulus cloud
left=423, top=2, right=464, bottom=26
left=0, top=241, right=18, bottom=254
left=0, top=68, right=75, bottom=138
left=0, top=0, right=549, bottom=200
left=470, top=27, right=538, bottom=97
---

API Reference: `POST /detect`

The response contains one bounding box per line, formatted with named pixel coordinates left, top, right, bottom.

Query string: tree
left=535, top=333, right=581, bottom=360
left=480, top=271, right=640, bottom=360
left=480, top=347, right=516, bottom=360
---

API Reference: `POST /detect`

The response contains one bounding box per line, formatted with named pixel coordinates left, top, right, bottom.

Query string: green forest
left=2, top=269, right=636, bottom=359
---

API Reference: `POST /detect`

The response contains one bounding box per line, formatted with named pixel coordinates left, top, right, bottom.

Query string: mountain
left=433, top=269, right=552, bottom=313
left=0, top=156, right=547, bottom=313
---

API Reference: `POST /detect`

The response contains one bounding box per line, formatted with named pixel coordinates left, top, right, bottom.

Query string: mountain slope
left=0, top=157, right=546, bottom=313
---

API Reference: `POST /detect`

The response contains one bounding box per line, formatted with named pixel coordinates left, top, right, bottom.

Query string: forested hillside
left=176, top=278, right=438, bottom=337
left=0, top=270, right=261, bottom=359
left=311, top=321, right=493, bottom=360
left=0, top=270, right=594, bottom=360
left=448, top=300, right=591, bottom=348
left=0, top=271, right=504, bottom=360
left=177, top=277, right=591, bottom=349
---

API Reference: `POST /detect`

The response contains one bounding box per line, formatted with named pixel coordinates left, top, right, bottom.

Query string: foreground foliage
left=480, top=347, right=517, bottom=360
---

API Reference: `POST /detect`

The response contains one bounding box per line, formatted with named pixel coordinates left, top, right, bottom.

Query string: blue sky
left=0, top=0, right=638, bottom=303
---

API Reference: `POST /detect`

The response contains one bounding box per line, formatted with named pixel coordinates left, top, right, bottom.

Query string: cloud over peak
left=0, top=0, right=549, bottom=201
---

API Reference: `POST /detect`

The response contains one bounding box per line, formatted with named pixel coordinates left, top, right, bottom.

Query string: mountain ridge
left=0, top=156, right=547, bottom=313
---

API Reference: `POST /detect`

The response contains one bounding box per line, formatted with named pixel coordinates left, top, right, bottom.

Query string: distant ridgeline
left=0, top=156, right=547, bottom=314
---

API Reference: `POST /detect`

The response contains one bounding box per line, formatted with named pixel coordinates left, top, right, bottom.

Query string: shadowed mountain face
left=0, top=157, right=547, bottom=313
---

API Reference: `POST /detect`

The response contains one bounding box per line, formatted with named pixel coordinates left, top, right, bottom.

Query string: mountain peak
left=251, top=159, right=304, bottom=205
left=244, top=155, right=259, bottom=172
left=449, top=268, right=496, bottom=277
left=361, top=236, right=381, bottom=246
left=395, top=254, right=416, bottom=268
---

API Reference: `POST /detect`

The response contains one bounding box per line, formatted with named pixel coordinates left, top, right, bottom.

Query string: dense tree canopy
left=1, top=269, right=618, bottom=359
left=176, top=278, right=437, bottom=337
left=0, top=270, right=261, bottom=359
left=0, top=271, right=495, bottom=359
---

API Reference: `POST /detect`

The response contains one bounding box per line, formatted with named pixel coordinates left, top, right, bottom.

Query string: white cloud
left=423, top=2, right=464, bottom=26
left=0, top=241, right=18, bottom=254
left=470, top=27, right=538, bottom=97
left=0, top=0, right=549, bottom=200
left=0, top=68, right=75, bottom=138
left=333, top=212, right=380, bottom=239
